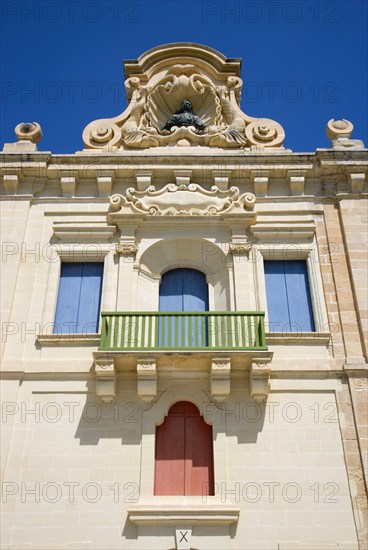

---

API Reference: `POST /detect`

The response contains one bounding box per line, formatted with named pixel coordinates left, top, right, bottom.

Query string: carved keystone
left=137, top=357, right=157, bottom=402
left=211, top=356, right=231, bottom=402
left=250, top=360, right=270, bottom=402
left=95, top=359, right=117, bottom=404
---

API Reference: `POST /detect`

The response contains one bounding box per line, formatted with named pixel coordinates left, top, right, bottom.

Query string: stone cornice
left=1, top=150, right=367, bottom=199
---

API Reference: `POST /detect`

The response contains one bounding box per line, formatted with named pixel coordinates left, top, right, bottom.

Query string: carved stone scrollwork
left=82, top=44, right=286, bottom=151
left=115, top=242, right=138, bottom=257
left=110, top=194, right=124, bottom=211
left=245, top=118, right=285, bottom=148
left=109, top=186, right=256, bottom=217
left=95, top=359, right=117, bottom=404
left=228, top=242, right=252, bottom=255
left=82, top=120, right=122, bottom=151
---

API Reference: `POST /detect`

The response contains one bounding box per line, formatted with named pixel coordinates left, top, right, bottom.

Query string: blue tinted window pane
left=159, top=268, right=208, bottom=346
left=54, top=262, right=103, bottom=334
left=264, top=260, right=314, bottom=332
left=264, top=260, right=290, bottom=331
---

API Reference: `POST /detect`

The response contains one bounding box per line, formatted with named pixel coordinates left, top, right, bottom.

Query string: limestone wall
left=1, top=148, right=367, bottom=549
left=0, top=377, right=359, bottom=549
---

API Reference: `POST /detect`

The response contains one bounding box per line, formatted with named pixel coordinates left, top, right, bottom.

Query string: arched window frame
left=154, top=400, right=214, bottom=496
left=135, top=237, right=232, bottom=313
left=139, top=385, right=228, bottom=499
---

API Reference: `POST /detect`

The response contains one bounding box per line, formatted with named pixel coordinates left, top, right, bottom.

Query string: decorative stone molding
left=109, top=185, right=256, bottom=217
left=36, top=334, right=100, bottom=346
left=289, top=175, right=305, bottom=196
left=228, top=241, right=252, bottom=256
left=326, top=119, right=365, bottom=149
left=250, top=360, right=271, bottom=402
left=53, top=221, right=116, bottom=242
left=266, top=332, right=331, bottom=344
left=211, top=356, right=231, bottom=401
left=60, top=176, right=76, bottom=197
left=115, top=241, right=138, bottom=257
left=288, top=169, right=308, bottom=196
left=212, top=170, right=231, bottom=190
left=95, top=358, right=117, bottom=404
left=251, top=170, right=269, bottom=196
left=173, top=169, right=192, bottom=186
left=135, top=170, right=153, bottom=191
left=137, top=357, right=157, bottom=402
left=82, top=43, right=285, bottom=151
left=97, top=170, right=114, bottom=197
left=251, top=220, right=316, bottom=241
left=128, top=503, right=239, bottom=526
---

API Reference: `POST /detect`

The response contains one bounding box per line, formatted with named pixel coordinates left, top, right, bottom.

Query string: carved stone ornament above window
left=82, top=43, right=285, bottom=151
left=108, top=184, right=256, bottom=217
left=115, top=242, right=138, bottom=256
left=228, top=241, right=252, bottom=255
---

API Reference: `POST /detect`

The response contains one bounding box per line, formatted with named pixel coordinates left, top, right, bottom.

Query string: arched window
left=159, top=268, right=209, bottom=312
left=154, top=401, right=214, bottom=496
left=159, top=268, right=209, bottom=347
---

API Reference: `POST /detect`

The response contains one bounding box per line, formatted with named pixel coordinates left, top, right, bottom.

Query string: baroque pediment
left=108, top=183, right=256, bottom=217
left=82, top=43, right=285, bottom=151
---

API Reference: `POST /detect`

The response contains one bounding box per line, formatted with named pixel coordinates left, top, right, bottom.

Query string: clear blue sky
left=1, top=0, right=367, bottom=153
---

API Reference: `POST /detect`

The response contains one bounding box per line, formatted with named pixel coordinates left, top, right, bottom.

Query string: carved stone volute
left=82, top=43, right=286, bottom=151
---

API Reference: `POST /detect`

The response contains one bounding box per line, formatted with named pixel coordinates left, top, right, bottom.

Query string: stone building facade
left=1, top=43, right=367, bottom=550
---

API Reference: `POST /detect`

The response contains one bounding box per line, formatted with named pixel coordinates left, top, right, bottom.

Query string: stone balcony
left=94, top=311, right=272, bottom=404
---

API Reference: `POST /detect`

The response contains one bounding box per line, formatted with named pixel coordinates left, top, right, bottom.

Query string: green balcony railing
left=99, top=312, right=267, bottom=351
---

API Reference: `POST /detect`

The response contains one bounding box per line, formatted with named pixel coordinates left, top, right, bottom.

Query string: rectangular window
left=264, top=260, right=315, bottom=332
left=54, top=262, right=103, bottom=334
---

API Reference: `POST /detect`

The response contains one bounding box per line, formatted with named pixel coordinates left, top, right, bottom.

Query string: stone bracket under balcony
left=94, top=356, right=117, bottom=404
left=249, top=359, right=272, bottom=402
left=94, top=310, right=271, bottom=404
left=136, top=356, right=157, bottom=402
left=93, top=350, right=273, bottom=405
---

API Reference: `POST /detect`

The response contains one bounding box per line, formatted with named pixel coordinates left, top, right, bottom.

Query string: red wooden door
left=154, top=401, right=214, bottom=496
